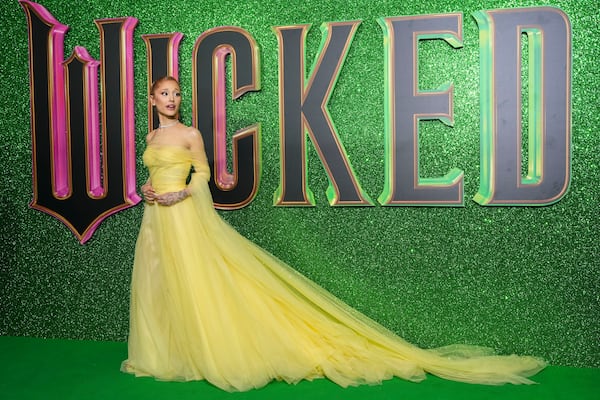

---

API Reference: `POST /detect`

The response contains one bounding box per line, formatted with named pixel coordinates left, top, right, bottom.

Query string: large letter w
left=21, top=0, right=140, bottom=243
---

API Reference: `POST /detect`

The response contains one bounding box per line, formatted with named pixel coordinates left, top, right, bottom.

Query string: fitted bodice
left=143, top=145, right=195, bottom=194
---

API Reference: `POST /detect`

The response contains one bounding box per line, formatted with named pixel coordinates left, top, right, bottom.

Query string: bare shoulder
left=146, top=129, right=157, bottom=144
left=183, top=125, right=202, bottom=138
left=183, top=126, right=206, bottom=150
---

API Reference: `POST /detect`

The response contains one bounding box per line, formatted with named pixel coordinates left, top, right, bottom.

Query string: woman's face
left=151, top=79, right=181, bottom=118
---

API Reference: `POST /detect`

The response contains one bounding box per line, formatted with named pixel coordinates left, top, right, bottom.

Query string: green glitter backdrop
left=1, top=0, right=598, bottom=368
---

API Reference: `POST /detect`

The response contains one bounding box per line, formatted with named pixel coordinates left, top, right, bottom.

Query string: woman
left=121, top=76, right=546, bottom=392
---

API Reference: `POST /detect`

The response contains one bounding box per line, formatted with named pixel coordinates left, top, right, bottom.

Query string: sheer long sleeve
left=187, top=150, right=211, bottom=196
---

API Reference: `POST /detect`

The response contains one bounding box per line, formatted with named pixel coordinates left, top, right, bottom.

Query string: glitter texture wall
left=1, top=0, right=598, bottom=368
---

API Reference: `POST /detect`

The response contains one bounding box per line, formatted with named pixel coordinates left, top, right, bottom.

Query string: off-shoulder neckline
left=147, top=142, right=190, bottom=151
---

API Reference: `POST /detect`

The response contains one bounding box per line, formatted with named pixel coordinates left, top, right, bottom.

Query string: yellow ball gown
left=121, top=144, right=546, bottom=392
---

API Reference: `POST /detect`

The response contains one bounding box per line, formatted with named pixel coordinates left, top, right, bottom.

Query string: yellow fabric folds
left=122, top=144, right=546, bottom=392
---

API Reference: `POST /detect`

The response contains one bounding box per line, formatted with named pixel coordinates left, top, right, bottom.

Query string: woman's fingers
left=143, top=188, right=156, bottom=202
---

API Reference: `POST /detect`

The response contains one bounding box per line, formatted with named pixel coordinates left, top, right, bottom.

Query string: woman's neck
left=158, top=118, right=178, bottom=129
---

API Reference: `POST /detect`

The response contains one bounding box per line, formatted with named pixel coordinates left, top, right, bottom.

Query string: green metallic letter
left=473, top=7, right=571, bottom=205
left=378, top=14, right=464, bottom=206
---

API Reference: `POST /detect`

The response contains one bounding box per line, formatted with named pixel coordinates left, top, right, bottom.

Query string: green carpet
left=1, top=336, right=597, bottom=400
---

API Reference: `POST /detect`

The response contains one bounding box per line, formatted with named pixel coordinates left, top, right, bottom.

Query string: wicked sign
left=20, top=0, right=571, bottom=242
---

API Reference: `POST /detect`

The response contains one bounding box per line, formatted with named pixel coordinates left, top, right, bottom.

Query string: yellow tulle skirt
left=121, top=145, right=546, bottom=392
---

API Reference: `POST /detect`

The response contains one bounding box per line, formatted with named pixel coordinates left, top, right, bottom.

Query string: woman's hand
left=141, top=182, right=156, bottom=203
left=155, top=189, right=189, bottom=206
